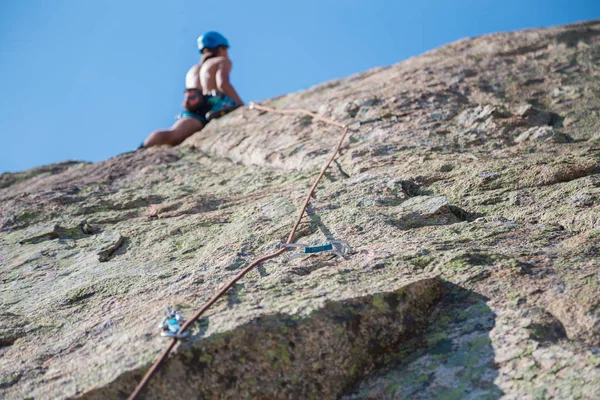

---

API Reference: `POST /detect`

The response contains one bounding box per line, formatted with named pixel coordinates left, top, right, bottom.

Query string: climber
left=142, top=31, right=244, bottom=147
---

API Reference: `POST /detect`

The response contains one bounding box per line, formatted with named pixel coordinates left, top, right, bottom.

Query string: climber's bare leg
left=143, top=117, right=204, bottom=147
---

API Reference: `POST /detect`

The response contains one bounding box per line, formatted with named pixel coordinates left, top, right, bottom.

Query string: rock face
left=2, top=20, right=600, bottom=399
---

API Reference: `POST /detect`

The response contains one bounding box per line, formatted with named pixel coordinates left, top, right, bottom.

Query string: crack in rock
left=18, top=221, right=95, bottom=244
left=96, top=231, right=125, bottom=262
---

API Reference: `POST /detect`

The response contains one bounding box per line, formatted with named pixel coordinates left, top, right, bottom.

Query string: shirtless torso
left=200, top=56, right=228, bottom=93
left=184, top=54, right=243, bottom=106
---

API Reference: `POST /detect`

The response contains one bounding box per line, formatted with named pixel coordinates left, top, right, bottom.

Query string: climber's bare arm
left=185, top=64, right=201, bottom=90
left=215, top=59, right=244, bottom=106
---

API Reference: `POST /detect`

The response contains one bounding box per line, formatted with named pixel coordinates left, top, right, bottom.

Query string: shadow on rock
left=80, top=277, right=443, bottom=400
left=305, top=204, right=336, bottom=240
left=342, top=282, right=503, bottom=400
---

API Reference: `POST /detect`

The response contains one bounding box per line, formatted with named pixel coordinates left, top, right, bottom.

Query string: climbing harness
left=283, top=240, right=353, bottom=259
left=128, top=101, right=379, bottom=400
left=206, top=105, right=240, bottom=121
left=159, top=308, right=190, bottom=339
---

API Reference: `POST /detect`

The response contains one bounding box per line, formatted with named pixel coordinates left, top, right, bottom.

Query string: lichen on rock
left=2, top=20, right=600, bottom=400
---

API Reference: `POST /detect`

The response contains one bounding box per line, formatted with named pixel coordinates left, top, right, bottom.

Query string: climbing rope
left=128, top=102, right=351, bottom=399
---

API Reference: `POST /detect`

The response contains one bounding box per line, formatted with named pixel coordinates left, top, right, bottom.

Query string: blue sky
left=1, top=0, right=598, bottom=173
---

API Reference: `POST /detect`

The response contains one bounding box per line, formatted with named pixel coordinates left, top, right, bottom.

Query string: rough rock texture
left=2, top=20, right=600, bottom=399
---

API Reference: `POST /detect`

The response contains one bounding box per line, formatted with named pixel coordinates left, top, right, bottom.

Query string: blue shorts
left=176, top=93, right=236, bottom=124
left=205, top=93, right=237, bottom=112
left=176, top=110, right=207, bottom=124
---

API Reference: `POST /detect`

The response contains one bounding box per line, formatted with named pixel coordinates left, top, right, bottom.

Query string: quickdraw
left=128, top=101, right=383, bottom=400
left=283, top=239, right=353, bottom=259
left=159, top=308, right=190, bottom=339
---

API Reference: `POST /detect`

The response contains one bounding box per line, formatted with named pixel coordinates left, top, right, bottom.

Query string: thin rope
left=128, top=102, right=350, bottom=400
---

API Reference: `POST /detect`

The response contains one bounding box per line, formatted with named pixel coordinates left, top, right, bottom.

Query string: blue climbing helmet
left=197, top=31, right=229, bottom=52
